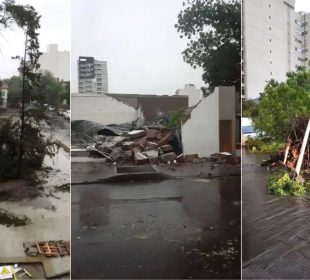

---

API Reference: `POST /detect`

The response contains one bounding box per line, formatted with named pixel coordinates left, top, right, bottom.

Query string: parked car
left=63, top=110, right=70, bottom=120
left=241, top=117, right=258, bottom=146
left=48, top=105, right=55, bottom=112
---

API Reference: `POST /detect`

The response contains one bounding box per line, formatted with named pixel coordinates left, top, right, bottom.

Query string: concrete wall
left=176, top=84, right=202, bottom=107
left=71, top=94, right=141, bottom=124
left=219, top=86, right=236, bottom=153
left=181, top=87, right=236, bottom=157
left=39, top=44, right=70, bottom=81
left=181, top=88, right=219, bottom=157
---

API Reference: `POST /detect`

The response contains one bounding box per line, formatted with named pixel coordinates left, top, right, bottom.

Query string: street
left=242, top=150, right=310, bottom=279
left=71, top=176, right=241, bottom=279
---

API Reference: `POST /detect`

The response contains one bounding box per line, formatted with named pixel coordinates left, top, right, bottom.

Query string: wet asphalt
left=71, top=177, right=241, bottom=279
left=242, top=150, right=310, bottom=279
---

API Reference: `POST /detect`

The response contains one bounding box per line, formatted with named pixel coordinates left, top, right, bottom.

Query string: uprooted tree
left=0, top=0, right=58, bottom=180
left=253, top=68, right=310, bottom=140
left=175, top=0, right=241, bottom=92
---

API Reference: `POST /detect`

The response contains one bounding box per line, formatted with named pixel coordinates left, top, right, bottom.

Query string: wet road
left=72, top=177, right=241, bottom=279
left=242, top=150, right=310, bottom=279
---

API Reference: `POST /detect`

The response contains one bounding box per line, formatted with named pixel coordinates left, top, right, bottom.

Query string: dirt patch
left=0, top=208, right=31, bottom=226
left=0, top=180, right=43, bottom=202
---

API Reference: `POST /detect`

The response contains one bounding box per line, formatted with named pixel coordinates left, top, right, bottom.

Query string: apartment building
left=243, top=0, right=309, bottom=100
left=295, top=11, right=310, bottom=68
left=39, top=44, right=70, bottom=81
left=78, top=56, right=108, bottom=94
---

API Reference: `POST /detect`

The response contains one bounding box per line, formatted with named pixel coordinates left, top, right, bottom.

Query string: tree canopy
left=0, top=0, right=59, bottom=179
left=253, top=68, right=310, bottom=140
left=175, top=0, right=241, bottom=92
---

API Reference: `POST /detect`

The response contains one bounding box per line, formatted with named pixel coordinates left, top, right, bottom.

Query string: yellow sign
left=0, top=266, right=12, bottom=280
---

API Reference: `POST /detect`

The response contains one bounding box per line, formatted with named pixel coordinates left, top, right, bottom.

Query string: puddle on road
left=71, top=177, right=241, bottom=279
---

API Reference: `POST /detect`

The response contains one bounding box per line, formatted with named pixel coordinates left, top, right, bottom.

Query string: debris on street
left=72, top=120, right=241, bottom=167
left=24, top=240, right=70, bottom=257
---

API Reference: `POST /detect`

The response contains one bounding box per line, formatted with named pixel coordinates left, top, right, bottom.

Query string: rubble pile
left=281, top=117, right=310, bottom=170
left=87, top=128, right=181, bottom=164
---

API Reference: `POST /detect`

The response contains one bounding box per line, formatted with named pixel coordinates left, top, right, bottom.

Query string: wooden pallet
left=24, top=240, right=70, bottom=257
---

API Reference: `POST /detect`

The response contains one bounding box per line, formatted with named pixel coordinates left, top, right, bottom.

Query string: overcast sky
left=0, top=0, right=70, bottom=79
left=296, top=0, right=310, bottom=12
left=0, top=0, right=309, bottom=92
left=71, top=0, right=204, bottom=94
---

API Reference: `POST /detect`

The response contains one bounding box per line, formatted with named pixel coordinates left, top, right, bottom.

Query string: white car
left=63, top=110, right=71, bottom=120
left=48, top=106, right=55, bottom=111
left=241, top=117, right=258, bottom=146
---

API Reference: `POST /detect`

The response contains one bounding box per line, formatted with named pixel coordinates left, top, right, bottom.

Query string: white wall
left=176, top=84, right=202, bottom=107
left=181, top=88, right=219, bottom=157
left=39, top=44, right=70, bottom=81
left=71, top=94, right=140, bottom=124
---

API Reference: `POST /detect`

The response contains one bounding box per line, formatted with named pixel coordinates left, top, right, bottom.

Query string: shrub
left=267, top=171, right=308, bottom=197
left=247, top=137, right=284, bottom=154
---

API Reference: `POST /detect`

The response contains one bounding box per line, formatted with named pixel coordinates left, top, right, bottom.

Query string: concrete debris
left=160, top=144, right=174, bottom=153
left=78, top=126, right=182, bottom=165
left=74, top=124, right=241, bottom=166
left=160, top=152, right=177, bottom=162
left=128, top=130, right=146, bottom=139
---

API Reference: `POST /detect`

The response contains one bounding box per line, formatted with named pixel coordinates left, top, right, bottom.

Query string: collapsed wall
left=71, top=94, right=143, bottom=125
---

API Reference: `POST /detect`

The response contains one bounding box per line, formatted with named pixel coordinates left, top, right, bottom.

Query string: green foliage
left=242, top=100, right=258, bottom=117
left=267, top=171, right=308, bottom=197
left=175, top=0, right=241, bottom=91
left=247, top=138, right=284, bottom=154
left=6, top=72, right=69, bottom=108
left=0, top=118, right=59, bottom=180
left=6, top=75, right=22, bottom=107
left=165, top=110, right=185, bottom=129
left=253, top=68, right=310, bottom=140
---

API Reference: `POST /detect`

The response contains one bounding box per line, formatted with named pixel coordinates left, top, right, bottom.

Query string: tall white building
left=243, top=0, right=309, bottom=99
left=295, top=11, right=310, bottom=68
left=39, top=44, right=70, bottom=81
left=78, top=56, right=108, bottom=94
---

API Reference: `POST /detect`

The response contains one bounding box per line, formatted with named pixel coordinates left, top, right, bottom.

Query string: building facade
left=39, top=44, right=70, bottom=81
left=78, top=56, right=108, bottom=94
left=243, top=0, right=309, bottom=99
left=295, top=11, right=310, bottom=68
left=175, top=84, right=202, bottom=107
left=0, top=83, right=8, bottom=109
